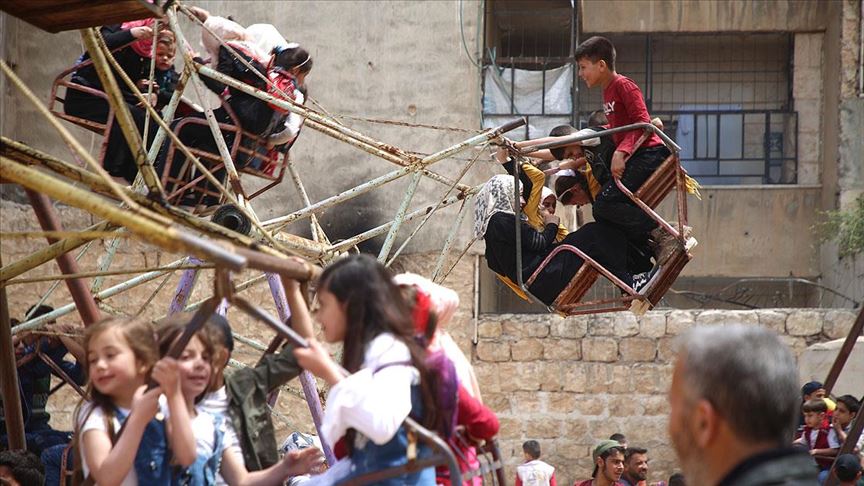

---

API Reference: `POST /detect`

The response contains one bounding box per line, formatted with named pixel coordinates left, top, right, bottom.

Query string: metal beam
left=0, top=258, right=26, bottom=450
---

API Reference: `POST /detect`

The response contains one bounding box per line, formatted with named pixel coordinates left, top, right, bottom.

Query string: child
left=0, top=450, right=44, bottom=486
left=833, top=454, right=863, bottom=486
left=197, top=273, right=314, bottom=475
left=155, top=317, right=322, bottom=485
left=796, top=399, right=841, bottom=476
left=833, top=395, right=862, bottom=449
left=573, top=36, right=676, bottom=266
left=73, top=317, right=196, bottom=485
left=293, top=254, right=442, bottom=485
left=515, top=440, right=557, bottom=486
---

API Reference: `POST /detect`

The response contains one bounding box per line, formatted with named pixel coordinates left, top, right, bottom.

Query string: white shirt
left=807, top=427, right=841, bottom=448
left=197, top=386, right=229, bottom=416
left=321, top=333, right=419, bottom=448
left=77, top=403, right=137, bottom=486
left=517, top=460, right=556, bottom=486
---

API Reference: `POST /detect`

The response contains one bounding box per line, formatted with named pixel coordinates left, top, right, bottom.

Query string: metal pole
left=823, top=305, right=864, bottom=395
left=80, top=28, right=163, bottom=195
left=265, top=274, right=336, bottom=465
left=431, top=198, right=471, bottom=281
left=284, top=158, right=329, bottom=244
left=520, top=121, right=681, bottom=153
left=25, top=190, right=102, bottom=325
left=167, top=258, right=200, bottom=315
left=378, top=171, right=423, bottom=262
left=0, top=258, right=26, bottom=450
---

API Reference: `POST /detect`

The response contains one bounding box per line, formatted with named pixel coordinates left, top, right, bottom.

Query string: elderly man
left=668, top=325, right=818, bottom=486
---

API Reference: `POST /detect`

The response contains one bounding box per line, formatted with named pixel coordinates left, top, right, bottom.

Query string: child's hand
left=131, top=26, right=154, bottom=40
left=540, top=207, right=559, bottom=226
left=282, top=447, right=325, bottom=476
left=611, top=150, right=626, bottom=179
left=131, top=385, right=161, bottom=419
left=494, top=147, right=510, bottom=163
left=293, top=339, right=342, bottom=385
left=152, top=358, right=181, bottom=398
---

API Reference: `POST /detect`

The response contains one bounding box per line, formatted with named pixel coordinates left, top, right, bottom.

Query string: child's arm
left=293, top=339, right=344, bottom=386
left=151, top=357, right=197, bottom=467
left=81, top=387, right=160, bottom=486
left=220, top=445, right=323, bottom=486
left=458, top=385, right=499, bottom=442
left=283, top=269, right=314, bottom=339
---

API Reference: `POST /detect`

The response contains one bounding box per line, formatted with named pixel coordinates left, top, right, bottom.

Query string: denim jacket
left=174, top=413, right=227, bottom=486
left=115, top=408, right=172, bottom=484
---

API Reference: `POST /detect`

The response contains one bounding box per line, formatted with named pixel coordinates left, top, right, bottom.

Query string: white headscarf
left=473, top=174, right=517, bottom=240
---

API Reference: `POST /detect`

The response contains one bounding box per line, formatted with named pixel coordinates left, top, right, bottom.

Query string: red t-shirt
left=602, top=74, right=663, bottom=156
left=574, top=480, right=625, bottom=486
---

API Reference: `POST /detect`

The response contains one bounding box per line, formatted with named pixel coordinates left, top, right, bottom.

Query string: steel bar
left=82, top=28, right=163, bottom=195
left=378, top=171, right=423, bottom=262
left=437, top=236, right=478, bottom=284
left=265, top=274, right=336, bottom=465
left=824, top=305, right=864, bottom=395
left=0, top=60, right=139, bottom=210
left=520, top=121, right=681, bottom=154
left=3, top=136, right=327, bottom=259
left=25, top=190, right=102, bottom=325
left=0, top=221, right=117, bottom=283
left=12, top=258, right=191, bottom=335
left=182, top=274, right=269, bottom=315
left=24, top=242, right=94, bottom=323
left=1, top=157, right=247, bottom=271
left=431, top=198, right=470, bottom=281
left=284, top=158, right=329, bottom=245
left=265, top=118, right=524, bottom=232
left=3, top=265, right=210, bottom=286
left=0, top=256, right=26, bottom=450
left=327, top=190, right=477, bottom=253
left=167, top=258, right=201, bottom=315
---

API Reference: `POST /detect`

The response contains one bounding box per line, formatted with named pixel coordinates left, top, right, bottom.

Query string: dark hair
left=522, top=440, right=541, bottom=460
left=575, top=36, right=616, bottom=71
left=274, top=45, right=313, bottom=74
left=548, top=124, right=577, bottom=161
left=156, top=314, right=217, bottom=402
left=624, top=446, right=647, bottom=462
left=26, top=304, right=54, bottom=320
left=204, top=313, right=234, bottom=356
left=588, top=110, right=608, bottom=127
left=609, top=433, right=627, bottom=443
left=399, top=284, right=439, bottom=347
left=317, top=255, right=441, bottom=434
left=0, top=450, right=44, bottom=485
left=802, top=398, right=828, bottom=414
left=837, top=394, right=861, bottom=414
left=592, top=445, right=625, bottom=478
left=668, top=472, right=686, bottom=486
left=555, top=173, right=591, bottom=205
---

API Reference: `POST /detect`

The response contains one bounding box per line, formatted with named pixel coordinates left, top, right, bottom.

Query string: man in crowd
left=575, top=440, right=625, bottom=486
left=620, top=446, right=649, bottom=486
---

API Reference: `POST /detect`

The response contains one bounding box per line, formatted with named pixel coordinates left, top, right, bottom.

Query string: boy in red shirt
left=574, top=36, right=678, bottom=266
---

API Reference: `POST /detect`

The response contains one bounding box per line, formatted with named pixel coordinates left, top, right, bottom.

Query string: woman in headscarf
left=474, top=174, right=653, bottom=306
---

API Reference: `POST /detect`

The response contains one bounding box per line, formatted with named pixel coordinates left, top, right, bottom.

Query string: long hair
left=72, top=317, right=159, bottom=483
left=155, top=313, right=217, bottom=403
left=317, top=254, right=442, bottom=433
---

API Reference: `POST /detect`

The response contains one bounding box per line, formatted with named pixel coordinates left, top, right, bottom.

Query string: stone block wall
left=472, top=309, right=858, bottom=485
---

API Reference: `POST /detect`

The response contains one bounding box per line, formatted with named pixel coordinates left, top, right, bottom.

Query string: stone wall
left=471, top=308, right=858, bottom=485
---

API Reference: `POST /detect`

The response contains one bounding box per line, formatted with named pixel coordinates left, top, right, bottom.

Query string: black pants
left=64, top=89, right=156, bottom=183
left=527, top=222, right=631, bottom=305
left=592, top=145, right=671, bottom=248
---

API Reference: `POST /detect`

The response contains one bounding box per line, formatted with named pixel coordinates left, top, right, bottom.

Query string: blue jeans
left=42, top=443, right=73, bottom=486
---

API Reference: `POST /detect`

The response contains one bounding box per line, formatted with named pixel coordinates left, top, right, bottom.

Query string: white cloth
left=268, top=90, right=306, bottom=146
left=516, top=460, right=556, bottom=486
left=808, top=428, right=841, bottom=448
left=246, top=23, right=288, bottom=57
left=436, top=332, right=481, bottom=399
left=473, top=174, right=516, bottom=239
left=197, top=386, right=229, bottom=416
left=321, top=333, right=419, bottom=447
left=77, top=403, right=137, bottom=486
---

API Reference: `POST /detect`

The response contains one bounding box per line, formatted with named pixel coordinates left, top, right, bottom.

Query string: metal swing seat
left=512, top=122, right=698, bottom=316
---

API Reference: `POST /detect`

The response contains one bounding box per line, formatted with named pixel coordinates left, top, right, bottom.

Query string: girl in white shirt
left=73, top=317, right=196, bottom=486
left=294, top=254, right=441, bottom=485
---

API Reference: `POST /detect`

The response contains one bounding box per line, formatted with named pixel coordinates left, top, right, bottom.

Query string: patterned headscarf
left=473, top=174, right=517, bottom=240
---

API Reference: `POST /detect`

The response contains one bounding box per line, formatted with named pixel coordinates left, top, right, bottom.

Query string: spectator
left=799, top=381, right=837, bottom=429
left=609, top=433, right=628, bottom=450
left=833, top=395, right=861, bottom=448
left=667, top=472, right=686, bottom=486
left=668, top=325, right=817, bottom=486
left=796, top=398, right=840, bottom=476
left=620, top=446, right=648, bottom=486
left=515, top=440, right=557, bottom=486
left=574, top=440, right=625, bottom=486
left=0, top=450, right=45, bottom=486
left=834, top=453, right=862, bottom=486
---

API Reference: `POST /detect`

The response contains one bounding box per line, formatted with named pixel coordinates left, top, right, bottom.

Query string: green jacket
left=225, top=342, right=301, bottom=471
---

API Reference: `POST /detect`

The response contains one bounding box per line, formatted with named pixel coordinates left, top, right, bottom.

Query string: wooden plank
left=0, top=0, right=162, bottom=33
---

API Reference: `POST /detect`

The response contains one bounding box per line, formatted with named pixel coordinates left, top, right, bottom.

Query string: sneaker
left=632, top=264, right=662, bottom=294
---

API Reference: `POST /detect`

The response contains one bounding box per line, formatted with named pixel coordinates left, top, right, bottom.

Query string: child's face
left=803, top=411, right=826, bottom=428
left=562, top=144, right=584, bottom=160
left=178, top=335, right=212, bottom=398
left=834, top=402, right=855, bottom=427
left=155, top=43, right=175, bottom=71
left=314, top=289, right=347, bottom=343
left=540, top=195, right=557, bottom=215
left=577, top=58, right=606, bottom=88
left=88, top=327, right=145, bottom=397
